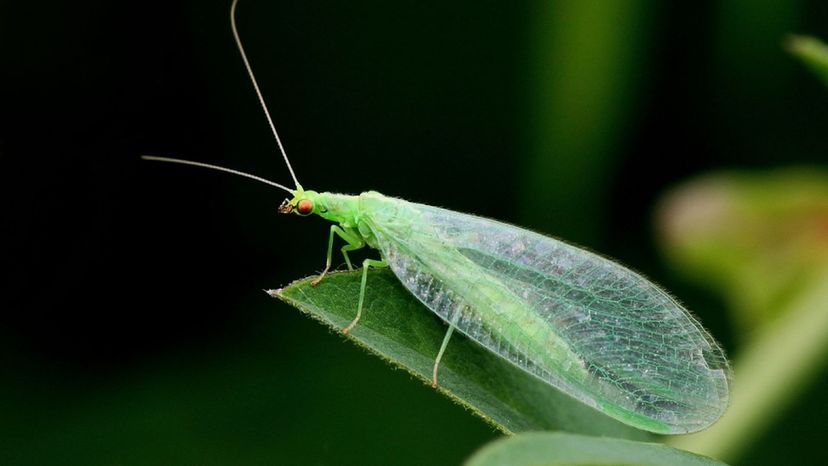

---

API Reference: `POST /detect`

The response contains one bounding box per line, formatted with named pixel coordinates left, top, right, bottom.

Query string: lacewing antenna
left=143, top=0, right=301, bottom=193
left=141, top=156, right=295, bottom=194
left=230, top=0, right=300, bottom=188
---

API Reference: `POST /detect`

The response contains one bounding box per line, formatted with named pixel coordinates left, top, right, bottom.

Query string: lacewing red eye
left=297, top=199, right=313, bottom=215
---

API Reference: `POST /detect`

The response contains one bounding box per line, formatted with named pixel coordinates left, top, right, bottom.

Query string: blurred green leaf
left=656, top=167, right=828, bottom=332
left=271, top=270, right=647, bottom=439
left=656, top=168, right=828, bottom=461
left=786, top=35, right=828, bottom=87
left=465, top=432, right=728, bottom=466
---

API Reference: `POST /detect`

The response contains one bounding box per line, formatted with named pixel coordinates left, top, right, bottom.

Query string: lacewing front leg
left=342, top=258, right=388, bottom=334
left=312, top=225, right=364, bottom=286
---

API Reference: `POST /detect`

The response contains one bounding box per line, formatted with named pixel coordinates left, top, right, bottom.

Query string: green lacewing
left=143, top=0, right=730, bottom=434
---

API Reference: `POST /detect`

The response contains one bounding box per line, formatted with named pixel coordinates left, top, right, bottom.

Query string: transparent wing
left=360, top=194, right=730, bottom=434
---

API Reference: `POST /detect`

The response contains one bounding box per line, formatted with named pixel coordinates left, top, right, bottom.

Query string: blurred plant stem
left=657, top=169, right=828, bottom=462
left=786, top=35, right=828, bottom=87
left=669, top=264, right=828, bottom=461
left=520, top=0, right=649, bottom=245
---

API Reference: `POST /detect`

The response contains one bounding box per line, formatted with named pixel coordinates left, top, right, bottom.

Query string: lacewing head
left=279, top=188, right=319, bottom=217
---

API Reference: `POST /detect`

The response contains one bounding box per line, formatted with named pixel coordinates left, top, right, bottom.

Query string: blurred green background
left=2, top=0, right=827, bottom=464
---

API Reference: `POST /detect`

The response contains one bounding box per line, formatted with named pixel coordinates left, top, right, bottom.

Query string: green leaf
left=270, top=269, right=647, bottom=439
left=786, top=35, right=828, bottom=87
left=465, top=432, right=728, bottom=466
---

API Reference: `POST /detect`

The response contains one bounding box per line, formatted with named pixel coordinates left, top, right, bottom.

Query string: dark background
left=2, top=1, right=827, bottom=464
